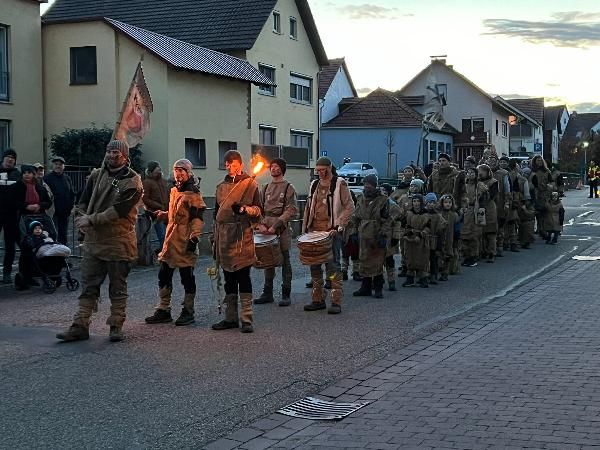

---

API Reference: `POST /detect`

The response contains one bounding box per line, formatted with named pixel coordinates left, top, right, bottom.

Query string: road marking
left=579, top=221, right=600, bottom=227
left=572, top=255, right=600, bottom=261
left=414, top=245, right=578, bottom=333
left=577, top=211, right=594, bottom=218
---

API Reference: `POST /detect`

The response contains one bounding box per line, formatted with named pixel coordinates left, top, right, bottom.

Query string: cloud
left=356, top=87, right=374, bottom=96
left=482, top=11, right=600, bottom=48
left=335, top=3, right=409, bottom=20
left=569, top=102, right=600, bottom=113
left=546, top=83, right=561, bottom=88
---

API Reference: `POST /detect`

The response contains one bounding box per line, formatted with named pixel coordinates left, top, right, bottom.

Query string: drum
left=253, top=233, right=283, bottom=269
left=297, top=231, right=333, bottom=266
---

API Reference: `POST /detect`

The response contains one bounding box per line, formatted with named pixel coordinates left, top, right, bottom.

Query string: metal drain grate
left=277, top=396, right=370, bottom=421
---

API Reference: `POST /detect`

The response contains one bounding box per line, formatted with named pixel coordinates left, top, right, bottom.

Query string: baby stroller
left=19, top=213, right=57, bottom=241
left=15, top=219, right=79, bottom=294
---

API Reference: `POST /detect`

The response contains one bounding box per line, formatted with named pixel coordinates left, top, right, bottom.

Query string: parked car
left=337, top=162, right=378, bottom=185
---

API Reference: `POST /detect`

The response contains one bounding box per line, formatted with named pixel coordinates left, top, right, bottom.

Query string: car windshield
left=340, top=163, right=363, bottom=170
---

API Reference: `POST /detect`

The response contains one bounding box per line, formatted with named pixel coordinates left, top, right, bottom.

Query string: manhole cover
left=572, top=255, right=600, bottom=261
left=278, top=396, right=370, bottom=421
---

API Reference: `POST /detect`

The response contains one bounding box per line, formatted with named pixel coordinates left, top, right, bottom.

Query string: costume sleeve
left=244, top=182, right=262, bottom=218
left=142, top=180, right=163, bottom=211
left=88, top=182, right=142, bottom=226
left=189, top=193, right=206, bottom=239
left=337, top=180, right=355, bottom=228
left=75, top=170, right=97, bottom=216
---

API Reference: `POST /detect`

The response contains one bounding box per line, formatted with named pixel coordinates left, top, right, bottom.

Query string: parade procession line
left=207, top=241, right=600, bottom=450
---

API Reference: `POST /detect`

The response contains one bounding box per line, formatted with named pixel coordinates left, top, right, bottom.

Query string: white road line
left=577, top=211, right=594, bottom=218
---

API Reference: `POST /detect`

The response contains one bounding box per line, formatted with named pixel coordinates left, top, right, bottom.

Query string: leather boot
left=279, top=286, right=291, bottom=307
left=239, top=293, right=254, bottom=333
left=353, top=277, right=372, bottom=296
left=373, top=274, right=384, bottom=298
left=56, top=324, right=89, bottom=342
left=175, top=293, right=195, bottom=326
left=156, top=286, right=173, bottom=310
left=212, top=294, right=239, bottom=330
left=254, top=286, right=274, bottom=304
left=145, top=308, right=172, bottom=324
left=109, top=326, right=124, bottom=342
left=304, top=278, right=327, bottom=311
left=328, top=274, right=343, bottom=314
left=418, top=278, right=429, bottom=288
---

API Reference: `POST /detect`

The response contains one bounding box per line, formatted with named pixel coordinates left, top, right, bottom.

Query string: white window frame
left=0, top=25, right=9, bottom=102
left=290, top=73, right=312, bottom=105
left=502, top=121, right=508, bottom=138
left=273, top=11, right=281, bottom=34
left=289, top=17, right=298, bottom=40
left=259, top=125, right=277, bottom=146
left=258, top=63, right=276, bottom=96
left=290, top=129, right=313, bottom=153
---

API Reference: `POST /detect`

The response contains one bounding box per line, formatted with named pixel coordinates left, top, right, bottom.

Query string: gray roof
left=43, top=0, right=328, bottom=65
left=105, top=18, right=274, bottom=86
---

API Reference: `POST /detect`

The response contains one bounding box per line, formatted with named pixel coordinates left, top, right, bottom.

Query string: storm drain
left=277, top=396, right=370, bottom=421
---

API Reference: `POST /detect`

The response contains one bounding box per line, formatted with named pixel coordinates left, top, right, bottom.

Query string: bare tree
left=384, top=130, right=397, bottom=178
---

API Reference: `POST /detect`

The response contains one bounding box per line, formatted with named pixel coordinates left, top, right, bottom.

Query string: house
left=503, top=97, right=545, bottom=157
left=399, top=59, right=520, bottom=165
left=559, top=112, right=600, bottom=168
left=0, top=0, right=46, bottom=163
left=320, top=89, right=456, bottom=178
left=544, top=105, right=570, bottom=164
left=42, top=0, right=328, bottom=194
left=318, top=57, right=357, bottom=125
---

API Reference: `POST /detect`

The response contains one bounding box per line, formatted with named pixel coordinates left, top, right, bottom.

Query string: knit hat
left=363, top=174, right=378, bottom=187
left=270, top=158, right=287, bottom=175
left=438, top=153, right=451, bottom=162
left=440, top=193, right=455, bottom=204
left=464, top=156, right=477, bottom=165
left=28, top=220, right=43, bottom=232
left=173, top=158, right=193, bottom=174
left=2, top=149, right=17, bottom=161
left=403, top=165, right=414, bottom=173
left=21, top=164, right=36, bottom=174
left=106, top=139, right=129, bottom=157
left=424, top=192, right=438, bottom=204
left=410, top=179, right=424, bottom=188
left=412, top=193, right=424, bottom=204
left=522, top=167, right=531, bottom=176
left=223, top=150, right=242, bottom=164
left=315, top=156, right=332, bottom=167
left=381, top=183, right=393, bottom=196
left=146, top=160, right=160, bottom=174
left=499, top=156, right=510, bottom=162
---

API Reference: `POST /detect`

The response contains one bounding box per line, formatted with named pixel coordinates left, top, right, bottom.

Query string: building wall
left=43, top=21, right=118, bottom=155
left=490, top=106, right=510, bottom=156
left=320, top=66, right=355, bottom=124
left=245, top=0, right=321, bottom=194
left=320, top=127, right=452, bottom=177
left=0, top=0, right=44, bottom=164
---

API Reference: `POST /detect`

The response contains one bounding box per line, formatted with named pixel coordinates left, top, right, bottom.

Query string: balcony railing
left=0, top=71, right=9, bottom=101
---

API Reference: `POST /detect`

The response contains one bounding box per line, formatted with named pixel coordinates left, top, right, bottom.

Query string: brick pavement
left=206, top=241, right=600, bottom=450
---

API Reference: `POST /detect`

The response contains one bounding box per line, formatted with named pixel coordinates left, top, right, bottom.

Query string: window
left=462, top=118, right=484, bottom=133
left=0, top=25, right=8, bottom=101
left=438, top=141, right=445, bottom=155
left=218, top=141, right=237, bottom=169
left=0, top=120, right=10, bottom=152
left=185, top=138, right=206, bottom=167
left=290, top=131, right=312, bottom=154
left=435, top=83, right=447, bottom=104
left=282, top=146, right=310, bottom=167
left=445, top=143, right=452, bottom=155
left=472, top=118, right=484, bottom=133
left=429, top=140, right=437, bottom=162
left=289, top=17, right=297, bottom=39
left=70, top=46, right=97, bottom=85
left=273, top=11, right=281, bottom=33
left=259, top=126, right=276, bottom=145
left=290, top=74, right=312, bottom=104
left=496, top=119, right=499, bottom=135
left=502, top=121, right=508, bottom=137
left=258, top=64, right=276, bottom=96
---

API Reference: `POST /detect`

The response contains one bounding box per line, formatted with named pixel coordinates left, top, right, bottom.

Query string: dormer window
left=290, top=17, right=297, bottom=39
left=273, top=11, right=281, bottom=33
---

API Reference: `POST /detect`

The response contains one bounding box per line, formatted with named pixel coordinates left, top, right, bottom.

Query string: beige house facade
left=0, top=0, right=45, bottom=164
left=42, top=0, right=328, bottom=195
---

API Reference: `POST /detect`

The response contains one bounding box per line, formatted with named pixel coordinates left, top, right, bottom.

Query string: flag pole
left=112, top=60, right=143, bottom=140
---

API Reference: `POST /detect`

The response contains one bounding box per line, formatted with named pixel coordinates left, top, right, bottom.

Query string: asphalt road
left=1, top=189, right=599, bottom=449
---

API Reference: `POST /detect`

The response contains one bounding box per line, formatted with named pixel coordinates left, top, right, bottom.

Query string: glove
left=350, top=233, right=359, bottom=245
left=377, top=235, right=387, bottom=248
left=231, top=203, right=246, bottom=215
left=391, top=238, right=399, bottom=246
left=186, top=237, right=199, bottom=252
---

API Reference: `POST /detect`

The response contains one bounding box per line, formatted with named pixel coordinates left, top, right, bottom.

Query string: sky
left=41, top=0, right=600, bottom=113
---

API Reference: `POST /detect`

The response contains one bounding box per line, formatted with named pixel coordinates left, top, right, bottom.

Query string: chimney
left=430, top=55, right=447, bottom=65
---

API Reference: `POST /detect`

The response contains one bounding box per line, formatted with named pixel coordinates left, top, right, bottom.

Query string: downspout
left=41, top=21, right=47, bottom=163
left=316, top=68, right=322, bottom=164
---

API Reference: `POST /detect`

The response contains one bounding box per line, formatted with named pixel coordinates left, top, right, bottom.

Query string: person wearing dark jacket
left=0, top=149, right=21, bottom=283
left=44, top=156, right=75, bottom=245
left=16, top=165, right=55, bottom=240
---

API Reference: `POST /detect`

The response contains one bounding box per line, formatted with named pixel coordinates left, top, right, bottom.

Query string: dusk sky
left=41, top=0, right=600, bottom=112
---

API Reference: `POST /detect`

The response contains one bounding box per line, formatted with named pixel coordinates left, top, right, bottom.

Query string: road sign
left=321, top=150, right=327, bottom=156
left=534, top=143, right=542, bottom=152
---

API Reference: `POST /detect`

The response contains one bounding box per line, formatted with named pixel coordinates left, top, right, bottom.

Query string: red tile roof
left=318, top=57, right=357, bottom=100
left=506, top=98, right=545, bottom=124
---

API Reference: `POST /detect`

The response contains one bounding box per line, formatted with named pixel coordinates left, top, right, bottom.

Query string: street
left=1, top=188, right=600, bottom=449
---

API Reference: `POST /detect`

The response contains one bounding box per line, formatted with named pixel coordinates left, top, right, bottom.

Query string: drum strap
left=309, top=176, right=338, bottom=230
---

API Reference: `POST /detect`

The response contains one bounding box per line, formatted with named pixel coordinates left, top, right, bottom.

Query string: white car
left=336, top=162, right=378, bottom=185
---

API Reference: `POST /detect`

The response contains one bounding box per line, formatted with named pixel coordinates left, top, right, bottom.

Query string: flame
left=251, top=155, right=268, bottom=177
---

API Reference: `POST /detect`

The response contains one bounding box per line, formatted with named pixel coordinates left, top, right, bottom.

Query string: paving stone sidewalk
left=206, top=242, right=600, bottom=450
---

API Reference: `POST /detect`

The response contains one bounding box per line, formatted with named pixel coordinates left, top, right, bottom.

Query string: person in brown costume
left=380, top=183, right=402, bottom=291
left=488, top=155, right=511, bottom=257
left=211, top=150, right=262, bottom=333
left=439, top=194, right=461, bottom=280
left=423, top=192, right=447, bottom=285
left=401, top=194, right=431, bottom=288
left=459, top=167, right=488, bottom=267
left=529, top=155, right=553, bottom=240
left=518, top=167, right=536, bottom=249
left=348, top=175, right=392, bottom=298
left=426, top=153, right=460, bottom=199
left=477, top=164, right=499, bottom=263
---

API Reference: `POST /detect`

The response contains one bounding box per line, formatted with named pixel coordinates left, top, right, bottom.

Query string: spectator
left=587, top=160, right=598, bottom=199
left=34, top=163, right=55, bottom=216
left=0, top=149, right=21, bottom=284
left=16, top=165, right=54, bottom=239
left=44, top=156, right=75, bottom=245
left=142, top=161, right=169, bottom=253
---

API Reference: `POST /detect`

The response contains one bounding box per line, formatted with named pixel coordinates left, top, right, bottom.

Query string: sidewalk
left=208, top=242, right=600, bottom=450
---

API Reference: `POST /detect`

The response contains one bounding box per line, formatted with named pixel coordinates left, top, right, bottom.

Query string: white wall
left=321, top=66, right=355, bottom=124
